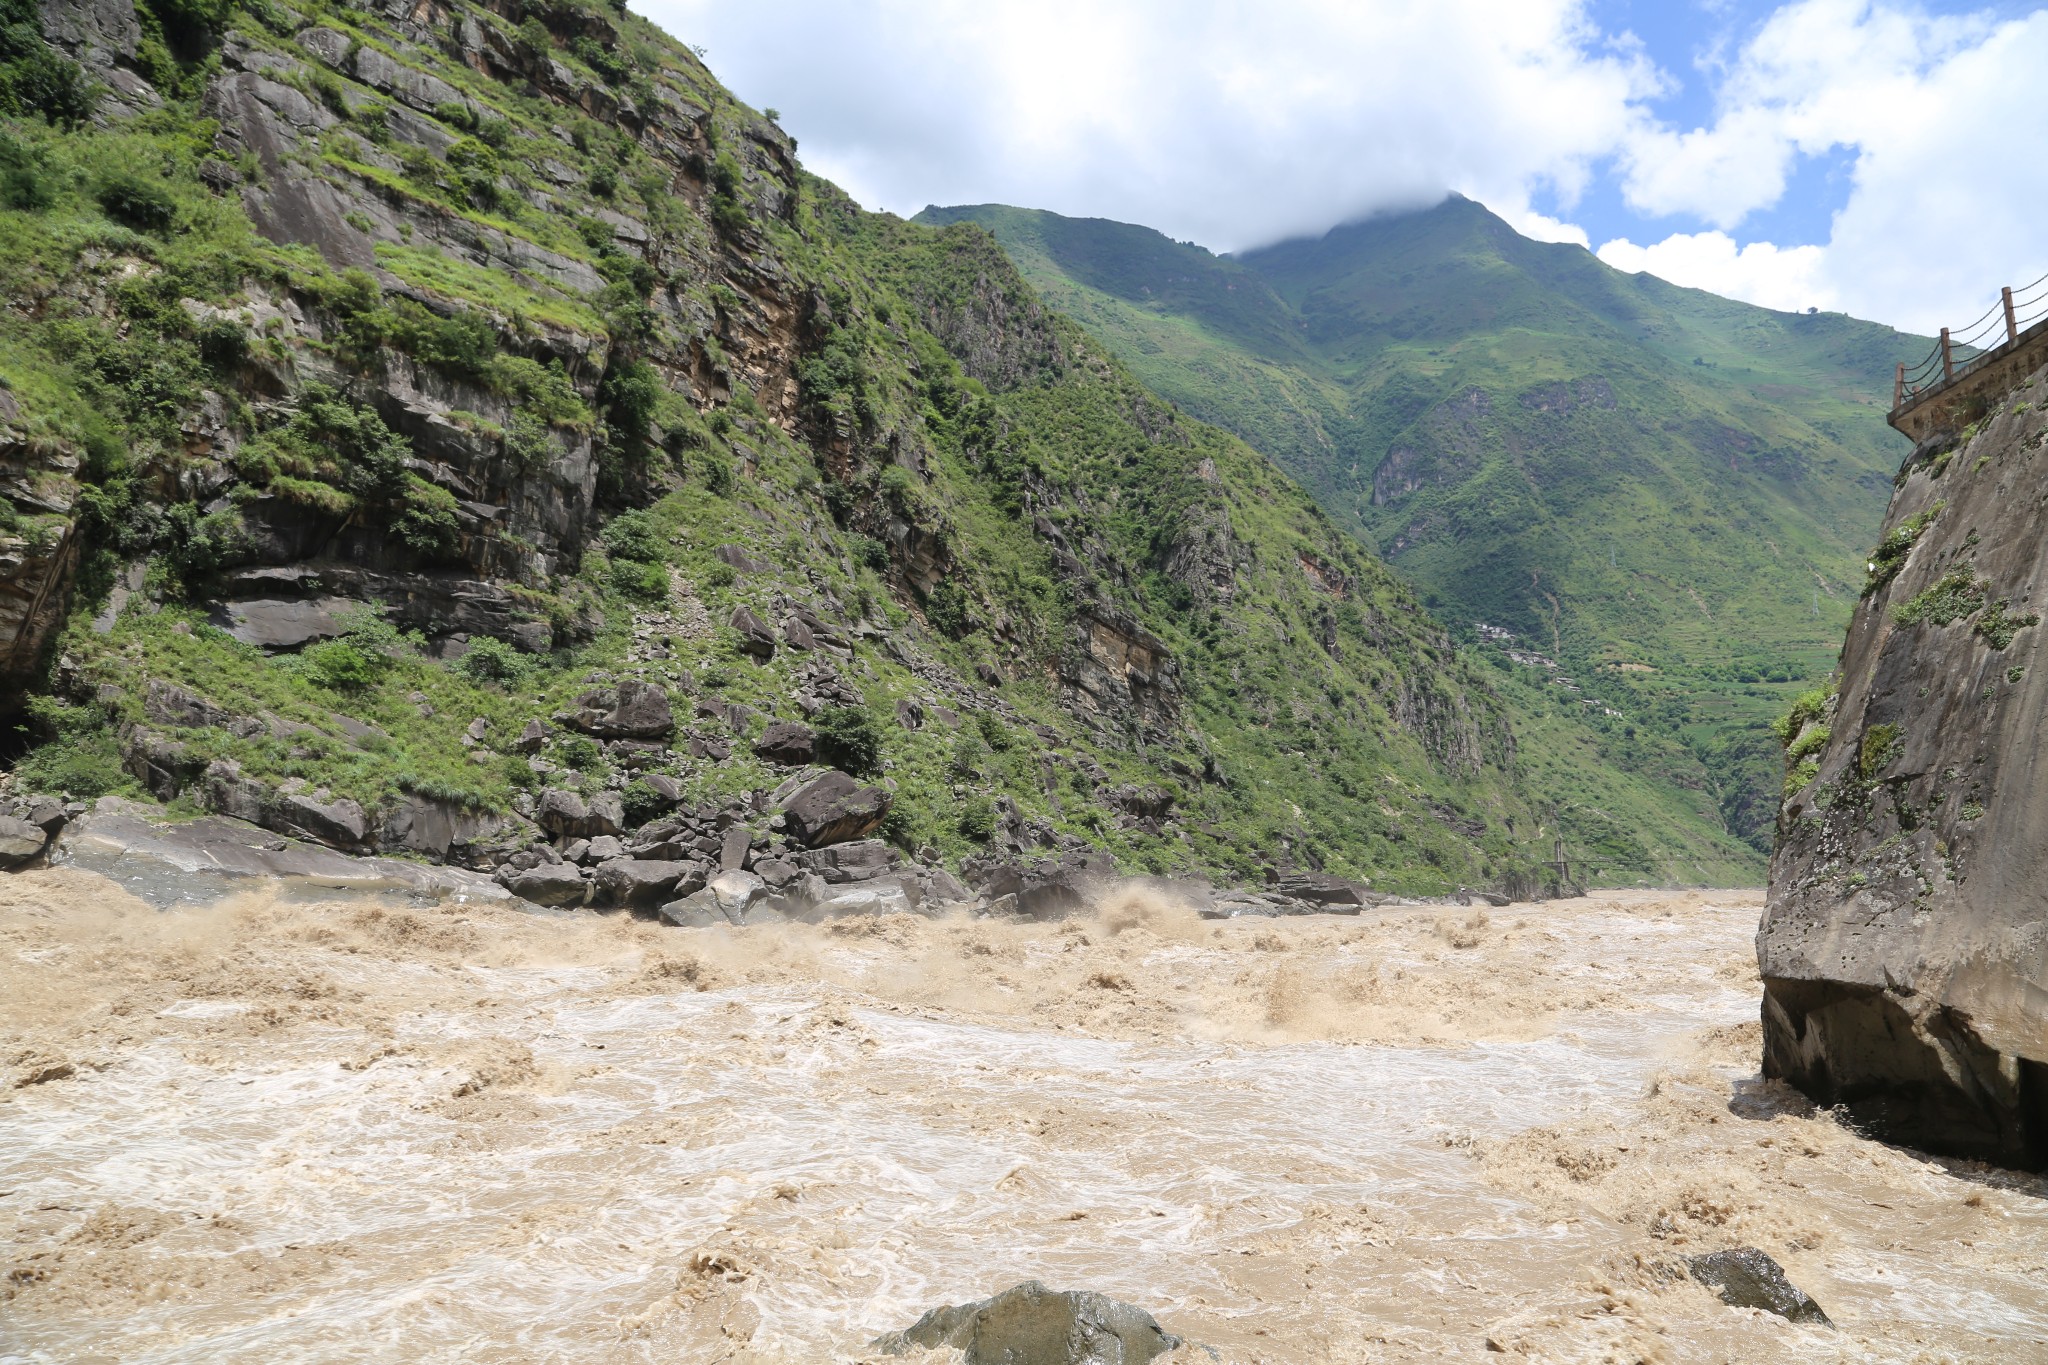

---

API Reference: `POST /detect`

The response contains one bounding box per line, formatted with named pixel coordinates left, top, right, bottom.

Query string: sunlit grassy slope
left=918, top=198, right=1928, bottom=860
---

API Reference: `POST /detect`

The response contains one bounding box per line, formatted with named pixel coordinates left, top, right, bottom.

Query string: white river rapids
left=2, top=870, right=2044, bottom=1362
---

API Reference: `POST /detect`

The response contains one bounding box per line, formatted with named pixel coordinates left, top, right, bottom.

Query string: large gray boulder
left=49, top=798, right=509, bottom=906
left=728, top=605, right=776, bottom=659
left=782, top=770, right=891, bottom=848
left=271, top=792, right=369, bottom=851
left=752, top=720, right=815, bottom=765
left=536, top=788, right=624, bottom=839
left=793, top=838, right=897, bottom=884
left=564, top=681, right=674, bottom=739
left=975, top=853, right=1119, bottom=920
left=1763, top=368, right=2048, bottom=1170
left=1687, top=1249, right=1831, bottom=1326
left=659, top=869, right=767, bottom=926
left=804, top=880, right=915, bottom=918
left=0, top=816, right=49, bottom=868
left=381, top=795, right=506, bottom=861
left=496, top=861, right=589, bottom=907
left=871, top=1280, right=1183, bottom=1364
left=592, top=858, right=704, bottom=908
left=143, top=679, right=237, bottom=730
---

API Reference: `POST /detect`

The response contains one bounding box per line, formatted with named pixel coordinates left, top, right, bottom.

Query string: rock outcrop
left=1762, top=361, right=2048, bottom=1169
left=870, top=1280, right=1184, bottom=1364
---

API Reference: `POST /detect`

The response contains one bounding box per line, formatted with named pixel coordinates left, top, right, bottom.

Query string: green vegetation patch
left=1863, top=502, right=1942, bottom=597
left=1891, top=570, right=1985, bottom=629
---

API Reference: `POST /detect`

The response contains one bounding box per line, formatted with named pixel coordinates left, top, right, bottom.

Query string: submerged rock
left=1686, top=1248, right=1831, bottom=1326
left=871, top=1280, right=1183, bottom=1364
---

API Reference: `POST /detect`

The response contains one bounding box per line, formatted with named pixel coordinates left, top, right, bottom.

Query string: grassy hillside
left=0, top=0, right=1665, bottom=894
left=919, top=199, right=1929, bottom=860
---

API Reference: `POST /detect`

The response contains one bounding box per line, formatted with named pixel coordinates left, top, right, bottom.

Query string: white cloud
left=1596, top=232, right=1833, bottom=313
left=1613, top=1, right=2048, bottom=330
left=643, top=0, right=2048, bottom=334
left=1505, top=209, right=1592, bottom=249
left=645, top=0, right=1657, bottom=252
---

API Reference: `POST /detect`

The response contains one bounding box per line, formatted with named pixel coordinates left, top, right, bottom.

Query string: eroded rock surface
left=1763, top=359, right=2048, bottom=1170
left=871, top=1280, right=1184, bottom=1364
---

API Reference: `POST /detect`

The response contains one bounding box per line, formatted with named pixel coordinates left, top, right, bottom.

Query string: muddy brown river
left=2, top=870, right=2044, bottom=1362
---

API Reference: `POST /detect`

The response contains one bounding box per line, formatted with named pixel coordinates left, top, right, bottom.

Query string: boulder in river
left=870, top=1279, right=1184, bottom=1363
left=1686, top=1248, right=1831, bottom=1326
left=0, top=815, right=50, bottom=867
left=496, top=861, right=590, bottom=907
left=659, top=868, right=768, bottom=926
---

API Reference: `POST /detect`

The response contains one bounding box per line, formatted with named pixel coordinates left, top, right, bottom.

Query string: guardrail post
left=2005, top=286, right=2019, bottom=344
left=1941, top=327, right=1953, bottom=382
left=1894, top=362, right=1905, bottom=409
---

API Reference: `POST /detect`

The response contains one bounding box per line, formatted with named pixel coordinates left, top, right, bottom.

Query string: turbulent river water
left=3, top=870, right=2044, bottom=1363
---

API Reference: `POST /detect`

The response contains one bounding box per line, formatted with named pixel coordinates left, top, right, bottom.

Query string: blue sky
left=646, top=0, right=2048, bottom=333
left=1569, top=0, right=2035, bottom=250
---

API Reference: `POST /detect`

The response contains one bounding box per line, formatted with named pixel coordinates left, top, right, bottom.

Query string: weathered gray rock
left=497, top=861, right=590, bottom=907
left=1763, top=359, right=2048, bottom=1170
left=782, top=770, right=891, bottom=848
left=565, top=681, right=674, bottom=739
left=793, top=838, right=896, bottom=884
left=718, top=824, right=751, bottom=870
left=806, top=880, right=915, bottom=918
left=536, top=788, right=624, bottom=838
left=592, top=857, right=703, bottom=907
left=659, top=868, right=767, bottom=926
left=381, top=796, right=506, bottom=862
left=121, top=727, right=201, bottom=800
left=1687, top=1249, right=1831, bottom=1326
left=272, top=792, right=369, bottom=851
left=517, top=718, right=547, bottom=752
left=0, top=816, right=49, bottom=867
left=143, top=679, right=237, bottom=730
left=1268, top=870, right=1371, bottom=907
left=752, top=720, right=816, bottom=765
left=871, top=1280, right=1183, bottom=1363
left=729, top=605, right=776, bottom=659
left=975, top=854, right=1119, bottom=920
left=50, top=798, right=509, bottom=906
left=215, top=595, right=360, bottom=650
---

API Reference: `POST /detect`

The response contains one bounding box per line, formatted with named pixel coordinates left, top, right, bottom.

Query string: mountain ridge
left=0, top=0, right=1702, bottom=898
left=917, top=198, right=1929, bottom=860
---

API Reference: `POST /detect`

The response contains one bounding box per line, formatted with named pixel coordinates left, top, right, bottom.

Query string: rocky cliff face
left=0, top=0, right=1562, bottom=897
left=1763, top=358, right=2048, bottom=1169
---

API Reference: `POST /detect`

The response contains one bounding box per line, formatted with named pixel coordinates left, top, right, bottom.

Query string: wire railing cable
left=1893, top=270, right=2048, bottom=413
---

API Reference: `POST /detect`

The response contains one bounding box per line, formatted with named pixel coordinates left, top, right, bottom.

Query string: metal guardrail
left=1893, top=271, right=2048, bottom=413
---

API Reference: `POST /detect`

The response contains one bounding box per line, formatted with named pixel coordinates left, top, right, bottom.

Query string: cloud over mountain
left=649, top=0, right=2047, bottom=332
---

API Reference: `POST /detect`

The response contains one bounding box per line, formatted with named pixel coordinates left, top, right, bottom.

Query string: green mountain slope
left=0, top=0, right=1705, bottom=895
left=918, top=199, right=1929, bottom=858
